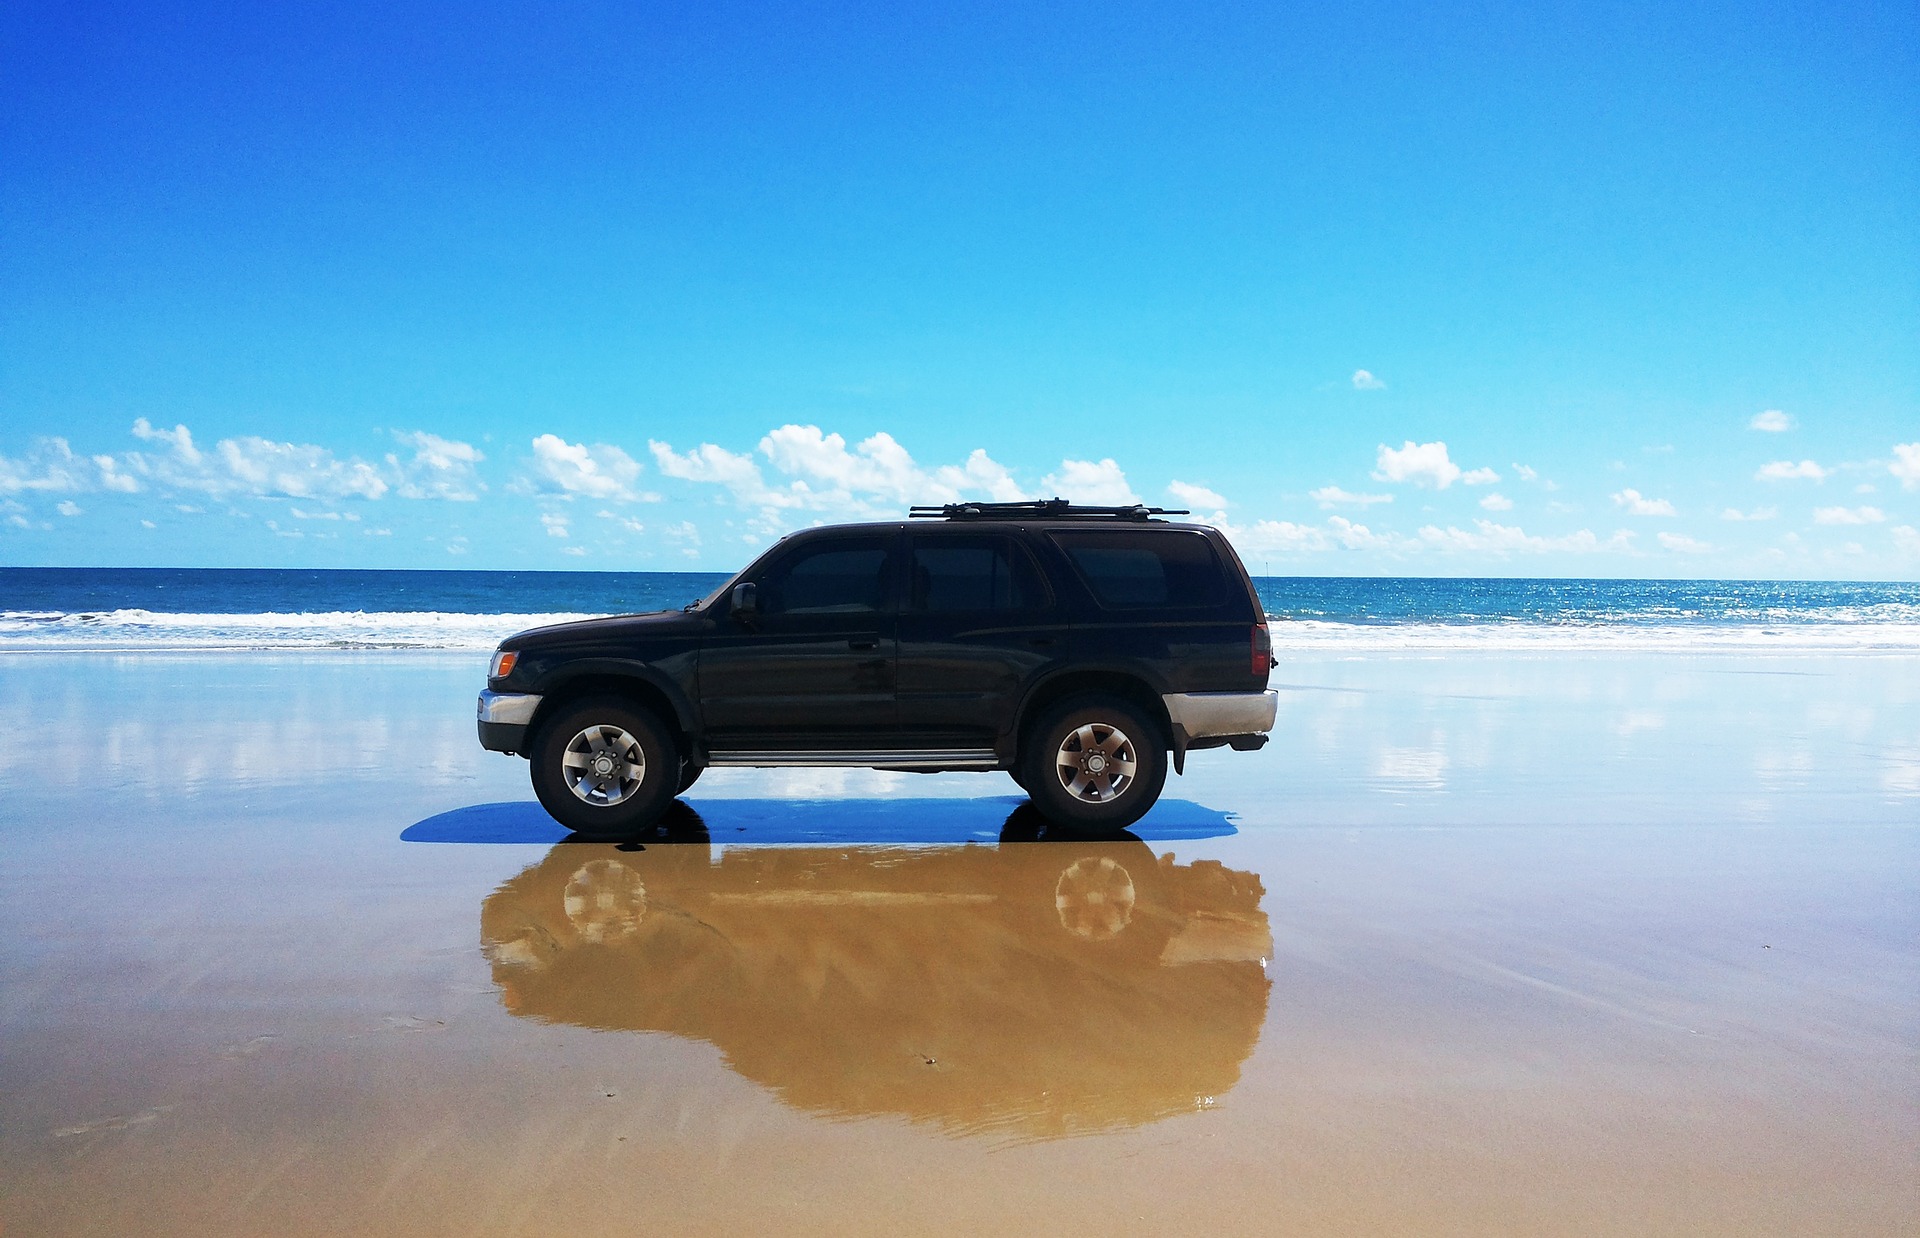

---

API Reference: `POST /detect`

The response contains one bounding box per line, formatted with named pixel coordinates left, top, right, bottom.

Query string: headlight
left=489, top=649, right=518, bottom=680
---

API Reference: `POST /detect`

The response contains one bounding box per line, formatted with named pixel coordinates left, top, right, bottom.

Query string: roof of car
left=786, top=517, right=1217, bottom=537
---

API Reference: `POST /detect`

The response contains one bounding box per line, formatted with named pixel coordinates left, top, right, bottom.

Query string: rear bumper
left=1162, top=690, right=1277, bottom=751
left=477, top=690, right=542, bottom=754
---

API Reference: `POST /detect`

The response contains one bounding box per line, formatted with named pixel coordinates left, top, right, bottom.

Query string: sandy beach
left=2, top=648, right=1915, bottom=1235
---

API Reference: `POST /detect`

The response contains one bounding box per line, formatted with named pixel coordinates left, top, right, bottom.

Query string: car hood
left=505, top=609, right=705, bottom=649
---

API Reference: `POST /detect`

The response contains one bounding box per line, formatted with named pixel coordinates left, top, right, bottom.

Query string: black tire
left=1020, top=695, right=1168, bottom=834
left=676, top=761, right=704, bottom=794
left=529, top=697, right=679, bottom=840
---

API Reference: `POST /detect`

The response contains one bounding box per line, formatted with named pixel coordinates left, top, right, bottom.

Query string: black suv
left=477, top=501, right=1275, bottom=836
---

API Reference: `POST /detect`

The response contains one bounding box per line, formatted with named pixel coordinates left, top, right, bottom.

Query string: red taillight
left=1251, top=622, right=1271, bottom=677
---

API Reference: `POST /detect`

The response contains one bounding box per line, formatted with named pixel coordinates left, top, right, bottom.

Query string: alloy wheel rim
left=560, top=724, right=648, bottom=806
left=1054, top=722, right=1137, bottom=803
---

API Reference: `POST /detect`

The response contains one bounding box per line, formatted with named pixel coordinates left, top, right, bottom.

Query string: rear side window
left=908, top=538, right=1046, bottom=612
left=1052, top=531, right=1226, bottom=609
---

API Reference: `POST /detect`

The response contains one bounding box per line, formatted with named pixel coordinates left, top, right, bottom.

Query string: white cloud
left=1812, top=506, right=1885, bottom=526
left=943, top=449, right=1027, bottom=503
left=562, top=546, right=587, bottom=557
left=1892, top=443, right=1920, bottom=491
left=1415, top=521, right=1635, bottom=556
left=1893, top=526, right=1920, bottom=555
left=1219, top=519, right=1330, bottom=555
left=1657, top=532, right=1713, bottom=554
left=1309, top=485, right=1392, bottom=509
left=1478, top=493, right=1513, bottom=511
left=650, top=424, right=1134, bottom=520
left=219, top=437, right=387, bottom=500
left=1351, top=369, right=1386, bottom=391
left=1512, top=463, right=1538, bottom=482
left=761, top=425, right=922, bottom=502
left=1372, top=441, right=1498, bottom=489
left=598, top=510, right=646, bottom=534
left=651, top=439, right=803, bottom=510
left=1611, top=488, right=1676, bottom=517
left=123, top=419, right=391, bottom=501
left=0, top=438, right=92, bottom=494
left=56, top=500, right=82, bottom=517
left=1167, top=481, right=1229, bottom=510
left=1040, top=458, right=1139, bottom=505
left=1326, top=516, right=1402, bottom=551
left=528, top=434, right=647, bottom=501
left=756, top=425, right=1026, bottom=507
left=540, top=512, right=571, bottom=538
left=1749, top=409, right=1795, bottom=432
left=1721, top=506, right=1777, bottom=521
left=130, top=418, right=199, bottom=460
left=390, top=431, right=485, bottom=500
left=1756, top=459, right=1830, bottom=482
left=94, top=455, right=140, bottom=492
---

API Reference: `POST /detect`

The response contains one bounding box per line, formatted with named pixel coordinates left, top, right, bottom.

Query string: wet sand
left=1, top=650, right=1915, bottom=1235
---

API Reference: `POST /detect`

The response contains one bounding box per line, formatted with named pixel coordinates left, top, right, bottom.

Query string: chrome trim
left=1162, top=690, right=1278, bottom=740
left=477, top=690, right=543, bottom=727
left=706, top=749, right=1000, bottom=769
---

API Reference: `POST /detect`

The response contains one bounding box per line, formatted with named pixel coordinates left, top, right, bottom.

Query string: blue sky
left=3, top=0, right=1915, bottom=576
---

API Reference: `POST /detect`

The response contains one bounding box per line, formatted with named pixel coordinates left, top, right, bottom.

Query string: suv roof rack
left=908, top=499, right=1190, bottom=522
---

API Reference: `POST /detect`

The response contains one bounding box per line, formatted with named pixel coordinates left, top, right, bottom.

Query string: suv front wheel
left=1021, top=695, right=1168, bottom=833
left=529, top=698, right=679, bottom=840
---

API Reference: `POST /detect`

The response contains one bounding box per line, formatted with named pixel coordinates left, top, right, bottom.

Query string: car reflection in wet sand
left=481, top=804, right=1272, bottom=1142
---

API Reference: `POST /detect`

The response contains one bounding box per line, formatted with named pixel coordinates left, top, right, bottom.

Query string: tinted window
left=1053, top=531, right=1225, bottom=609
left=909, top=539, right=1044, bottom=612
left=760, top=543, right=890, bottom=615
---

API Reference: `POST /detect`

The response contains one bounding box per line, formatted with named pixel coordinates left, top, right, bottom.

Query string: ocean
left=3, top=567, right=1917, bottom=653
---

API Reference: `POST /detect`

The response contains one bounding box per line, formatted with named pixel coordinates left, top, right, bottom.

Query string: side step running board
left=706, top=749, right=1000, bottom=770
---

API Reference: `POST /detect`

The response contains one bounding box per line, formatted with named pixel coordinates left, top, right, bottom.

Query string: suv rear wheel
left=530, top=698, right=678, bottom=840
left=1020, top=695, right=1168, bottom=833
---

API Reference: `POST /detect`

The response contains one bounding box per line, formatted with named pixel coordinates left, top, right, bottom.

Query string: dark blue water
left=0, top=567, right=730, bottom=617
left=2, top=567, right=1913, bottom=626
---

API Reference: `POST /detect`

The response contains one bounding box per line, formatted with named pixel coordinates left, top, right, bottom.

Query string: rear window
left=1051, top=531, right=1226, bottom=609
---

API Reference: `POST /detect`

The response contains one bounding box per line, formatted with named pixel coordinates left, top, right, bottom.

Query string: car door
left=895, top=532, right=1064, bottom=746
left=698, top=533, right=900, bottom=748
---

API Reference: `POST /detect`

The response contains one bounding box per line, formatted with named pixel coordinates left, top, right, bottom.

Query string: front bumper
left=477, top=690, right=543, bottom=754
left=1162, top=690, right=1278, bottom=753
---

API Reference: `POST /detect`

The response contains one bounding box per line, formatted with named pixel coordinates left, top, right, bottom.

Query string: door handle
left=848, top=637, right=880, bottom=651
left=1028, top=636, right=1056, bottom=648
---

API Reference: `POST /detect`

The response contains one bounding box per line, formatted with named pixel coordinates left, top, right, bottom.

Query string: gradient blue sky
left=3, top=0, right=1916, bottom=575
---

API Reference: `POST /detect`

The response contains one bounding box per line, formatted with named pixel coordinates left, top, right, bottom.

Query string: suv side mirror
left=730, top=582, right=759, bottom=620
